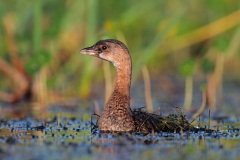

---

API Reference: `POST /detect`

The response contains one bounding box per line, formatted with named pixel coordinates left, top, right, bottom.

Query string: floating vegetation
left=91, top=107, right=194, bottom=134
left=133, top=107, right=193, bottom=133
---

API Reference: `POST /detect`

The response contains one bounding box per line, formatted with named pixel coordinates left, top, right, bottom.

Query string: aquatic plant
left=91, top=107, right=193, bottom=134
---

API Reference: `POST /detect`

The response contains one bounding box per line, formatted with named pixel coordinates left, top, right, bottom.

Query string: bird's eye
left=102, top=46, right=107, bottom=50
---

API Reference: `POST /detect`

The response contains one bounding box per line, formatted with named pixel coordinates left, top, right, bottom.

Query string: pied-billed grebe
left=81, top=39, right=193, bottom=133
left=81, top=39, right=135, bottom=132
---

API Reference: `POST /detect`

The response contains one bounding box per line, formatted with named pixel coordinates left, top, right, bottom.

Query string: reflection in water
left=94, top=136, right=131, bottom=160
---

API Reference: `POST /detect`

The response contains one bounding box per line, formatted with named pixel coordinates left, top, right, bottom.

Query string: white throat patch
left=99, top=53, right=118, bottom=67
left=99, top=53, right=104, bottom=59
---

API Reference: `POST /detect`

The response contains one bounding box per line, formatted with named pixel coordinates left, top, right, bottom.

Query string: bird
left=81, top=39, right=135, bottom=132
left=80, top=39, right=191, bottom=133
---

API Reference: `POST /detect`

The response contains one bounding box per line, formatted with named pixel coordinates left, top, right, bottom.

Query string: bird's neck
left=113, top=58, right=132, bottom=97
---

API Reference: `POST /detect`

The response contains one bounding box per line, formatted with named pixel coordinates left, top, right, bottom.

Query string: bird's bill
left=80, top=47, right=99, bottom=57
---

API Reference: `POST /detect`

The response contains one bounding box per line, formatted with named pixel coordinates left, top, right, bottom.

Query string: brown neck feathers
left=113, top=53, right=132, bottom=97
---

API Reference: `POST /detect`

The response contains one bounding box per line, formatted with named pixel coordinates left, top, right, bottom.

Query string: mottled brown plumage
left=81, top=39, right=135, bottom=132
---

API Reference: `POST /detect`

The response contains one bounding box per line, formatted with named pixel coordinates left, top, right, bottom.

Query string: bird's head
left=80, top=39, right=130, bottom=67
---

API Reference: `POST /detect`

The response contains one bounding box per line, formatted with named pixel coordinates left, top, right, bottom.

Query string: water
left=0, top=114, right=240, bottom=160
left=0, top=79, right=240, bottom=160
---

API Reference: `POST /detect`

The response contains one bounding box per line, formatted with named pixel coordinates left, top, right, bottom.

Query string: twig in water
left=91, top=112, right=100, bottom=133
left=57, top=114, right=60, bottom=129
left=208, top=110, right=211, bottom=130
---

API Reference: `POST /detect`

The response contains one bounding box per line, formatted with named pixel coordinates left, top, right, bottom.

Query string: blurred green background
left=0, top=0, right=240, bottom=111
